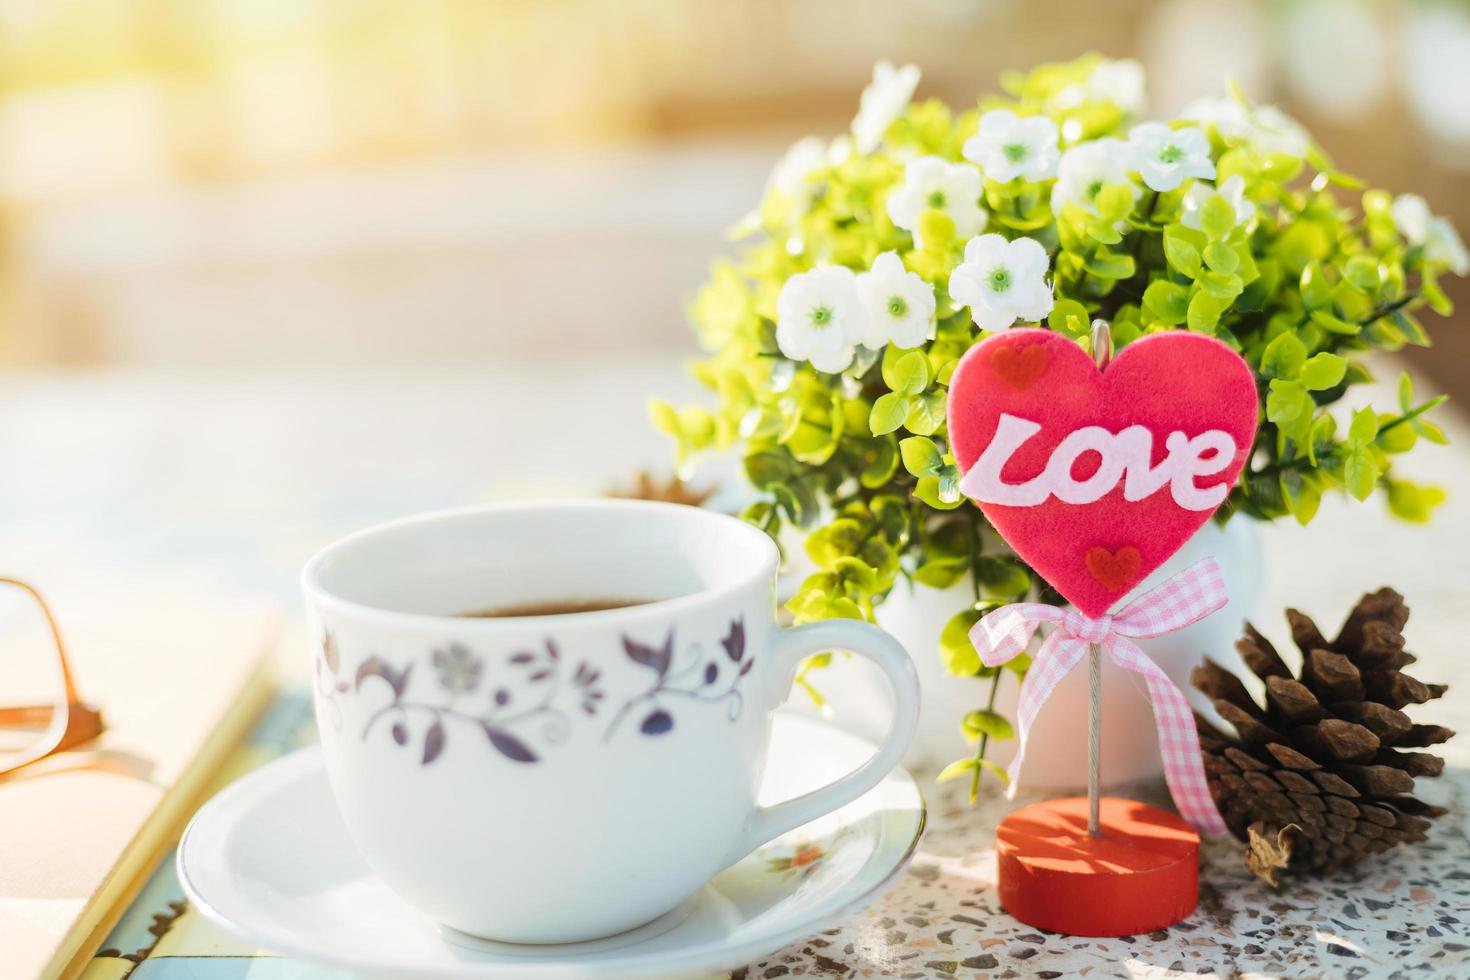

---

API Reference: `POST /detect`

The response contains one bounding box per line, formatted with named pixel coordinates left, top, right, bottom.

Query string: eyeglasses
left=0, top=578, right=104, bottom=775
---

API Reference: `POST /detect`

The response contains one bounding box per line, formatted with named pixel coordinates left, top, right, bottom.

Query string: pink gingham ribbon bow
left=970, top=557, right=1229, bottom=835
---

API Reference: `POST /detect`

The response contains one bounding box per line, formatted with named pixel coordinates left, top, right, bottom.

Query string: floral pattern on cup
left=603, top=617, right=753, bottom=740
left=314, top=632, right=350, bottom=732
left=343, top=617, right=752, bottom=766
left=761, top=827, right=851, bottom=881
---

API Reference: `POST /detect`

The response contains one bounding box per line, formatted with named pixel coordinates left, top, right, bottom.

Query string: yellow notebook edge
left=52, top=618, right=283, bottom=980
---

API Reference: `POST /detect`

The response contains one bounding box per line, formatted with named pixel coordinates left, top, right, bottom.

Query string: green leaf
left=937, top=758, right=979, bottom=783
left=1299, top=352, right=1346, bottom=391
left=976, top=556, right=1030, bottom=598
left=1415, top=411, right=1449, bottom=445
left=939, top=609, right=983, bottom=675
left=1397, top=371, right=1413, bottom=412
left=1084, top=249, right=1135, bottom=280
left=1200, top=192, right=1237, bottom=240
left=1048, top=298, right=1091, bottom=337
left=1386, top=478, right=1447, bottom=523
left=1084, top=216, right=1124, bottom=246
left=1265, top=379, right=1309, bottom=426
left=1163, top=227, right=1203, bottom=278
left=871, top=495, right=909, bottom=544
left=962, top=709, right=1015, bottom=741
left=1260, top=332, right=1307, bottom=380
left=1299, top=261, right=1333, bottom=311
left=771, top=480, right=818, bottom=527
left=1197, top=269, right=1244, bottom=300
left=879, top=344, right=906, bottom=391
left=678, top=407, right=717, bottom=446
left=1202, top=241, right=1239, bottom=274
left=858, top=534, right=899, bottom=591
left=914, top=474, right=963, bottom=509
left=804, top=518, right=864, bottom=568
left=899, top=436, right=943, bottom=477
left=913, top=557, right=968, bottom=589
left=904, top=390, right=946, bottom=436
left=1142, top=280, right=1189, bottom=325
left=1280, top=469, right=1322, bottom=526
left=1343, top=450, right=1380, bottom=501
left=860, top=436, right=899, bottom=487
left=869, top=393, right=910, bottom=436
left=785, top=427, right=837, bottom=466
left=1308, top=412, right=1336, bottom=464
left=937, top=755, right=1009, bottom=785
left=648, top=399, right=681, bottom=435
left=890, top=350, right=932, bottom=395
left=1391, top=310, right=1430, bottom=346
left=1309, top=310, right=1360, bottom=336
left=1276, top=220, right=1331, bottom=274
left=1095, top=183, right=1136, bottom=223
left=1378, top=416, right=1417, bottom=454
left=1343, top=254, right=1380, bottom=291
left=917, top=209, right=956, bottom=252
left=830, top=556, right=879, bottom=594
left=744, top=450, right=793, bottom=489
left=1186, top=290, right=1222, bottom=334
left=1349, top=406, right=1380, bottom=445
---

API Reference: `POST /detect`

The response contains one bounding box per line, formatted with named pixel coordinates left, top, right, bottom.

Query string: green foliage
left=659, top=55, right=1456, bottom=798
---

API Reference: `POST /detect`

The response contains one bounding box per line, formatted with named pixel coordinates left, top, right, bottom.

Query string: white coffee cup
left=302, top=500, right=919, bottom=944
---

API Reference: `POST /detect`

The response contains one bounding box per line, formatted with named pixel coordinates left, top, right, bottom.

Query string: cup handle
left=726, top=619, right=920, bottom=866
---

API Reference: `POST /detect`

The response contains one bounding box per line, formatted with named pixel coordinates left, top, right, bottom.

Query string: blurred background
left=0, top=0, right=1467, bottom=605
left=1, top=0, right=1468, bottom=388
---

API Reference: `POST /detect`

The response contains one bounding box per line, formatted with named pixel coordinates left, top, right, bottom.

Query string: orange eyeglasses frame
left=0, top=577, right=105, bottom=775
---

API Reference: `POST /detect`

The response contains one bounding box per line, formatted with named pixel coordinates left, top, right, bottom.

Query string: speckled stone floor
left=737, top=769, right=1470, bottom=980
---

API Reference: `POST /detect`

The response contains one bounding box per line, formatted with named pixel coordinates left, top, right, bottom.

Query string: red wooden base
left=995, top=796, right=1199, bottom=937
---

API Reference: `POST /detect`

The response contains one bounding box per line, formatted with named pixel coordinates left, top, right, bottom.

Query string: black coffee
left=458, top=598, right=653, bottom=618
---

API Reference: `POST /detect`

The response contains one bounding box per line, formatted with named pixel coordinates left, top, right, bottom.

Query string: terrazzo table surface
left=2, top=357, right=1464, bottom=980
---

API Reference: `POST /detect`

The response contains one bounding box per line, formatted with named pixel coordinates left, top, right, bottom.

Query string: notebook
left=0, top=594, right=280, bottom=980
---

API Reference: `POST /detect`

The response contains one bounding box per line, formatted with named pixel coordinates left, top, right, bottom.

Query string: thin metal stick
left=1087, top=319, right=1112, bottom=839
left=1088, top=642, right=1102, bottom=836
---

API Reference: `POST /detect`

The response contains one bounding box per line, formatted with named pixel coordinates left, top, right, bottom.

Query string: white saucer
left=177, top=712, right=925, bottom=979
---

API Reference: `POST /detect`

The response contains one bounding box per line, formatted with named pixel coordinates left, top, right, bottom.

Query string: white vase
left=782, top=518, right=1263, bottom=784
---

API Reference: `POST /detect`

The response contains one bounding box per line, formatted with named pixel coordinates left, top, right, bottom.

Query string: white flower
left=766, top=136, right=827, bottom=202
left=886, top=156, right=986, bottom=247
left=949, top=234, right=1054, bottom=331
left=1127, top=123, right=1215, bottom=192
left=775, top=266, right=870, bottom=373
left=1181, top=175, right=1257, bottom=232
left=852, top=60, right=921, bottom=154
left=962, top=109, right=1060, bottom=183
left=1250, top=106, right=1311, bottom=157
left=1181, top=97, right=1310, bottom=158
left=856, top=251, right=936, bottom=349
left=1089, top=59, right=1146, bottom=114
left=1049, top=138, right=1139, bottom=217
left=765, top=136, right=855, bottom=200
left=1392, top=194, right=1470, bottom=276
left=1056, top=58, right=1147, bottom=115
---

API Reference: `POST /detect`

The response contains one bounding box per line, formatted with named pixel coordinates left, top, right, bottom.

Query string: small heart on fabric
left=990, top=342, right=1049, bottom=390
left=1085, top=546, right=1141, bottom=591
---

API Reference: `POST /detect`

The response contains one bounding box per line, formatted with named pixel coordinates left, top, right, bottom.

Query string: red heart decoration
left=947, top=329, right=1258, bottom=618
left=1085, top=546, right=1141, bottom=591
left=991, top=342, right=1049, bottom=390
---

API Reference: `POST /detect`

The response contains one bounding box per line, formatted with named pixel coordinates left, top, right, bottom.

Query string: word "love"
left=959, top=413, right=1238, bottom=511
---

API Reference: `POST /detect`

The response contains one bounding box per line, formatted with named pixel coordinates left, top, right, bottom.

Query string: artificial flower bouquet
left=654, top=53, right=1461, bottom=791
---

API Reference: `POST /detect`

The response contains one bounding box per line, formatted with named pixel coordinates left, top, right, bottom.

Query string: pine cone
left=1193, top=588, right=1453, bottom=887
left=605, top=471, right=714, bottom=508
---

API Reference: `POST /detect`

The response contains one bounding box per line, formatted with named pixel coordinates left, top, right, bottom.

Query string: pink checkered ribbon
left=970, top=557, right=1229, bottom=835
